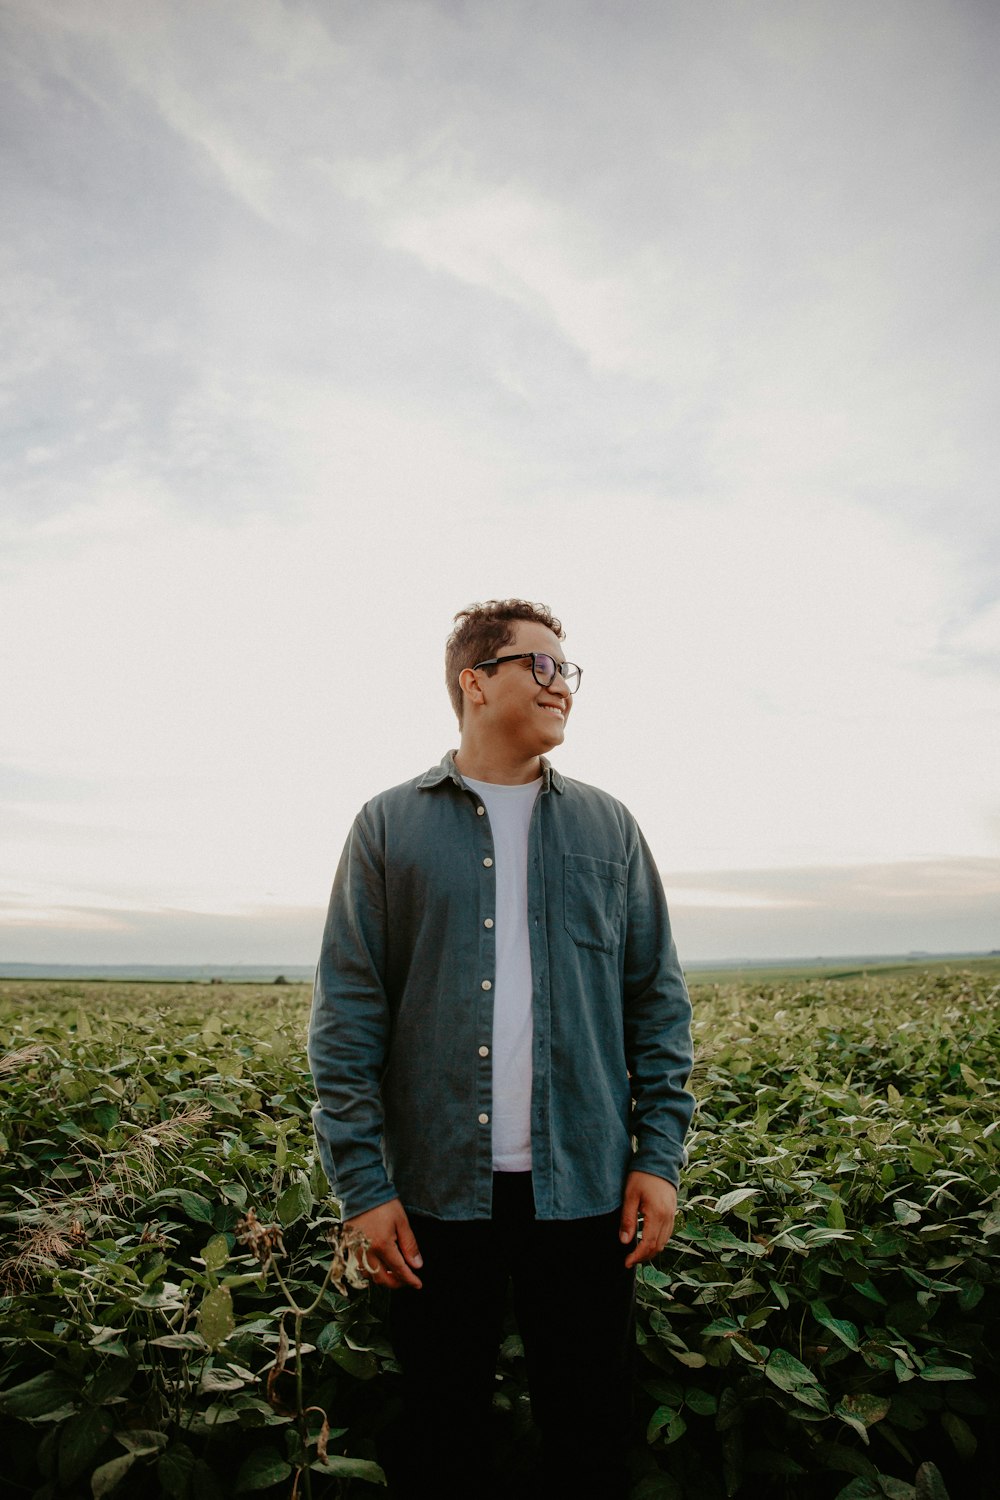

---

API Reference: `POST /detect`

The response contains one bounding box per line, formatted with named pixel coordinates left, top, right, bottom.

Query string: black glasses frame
left=472, top=652, right=582, bottom=693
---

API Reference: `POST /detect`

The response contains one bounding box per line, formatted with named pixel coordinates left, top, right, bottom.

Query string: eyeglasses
left=472, top=652, right=582, bottom=694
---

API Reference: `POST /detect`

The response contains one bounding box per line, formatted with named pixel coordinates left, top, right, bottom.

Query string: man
left=308, top=599, right=694, bottom=1497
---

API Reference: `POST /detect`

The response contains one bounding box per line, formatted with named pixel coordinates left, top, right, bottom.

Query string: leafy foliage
left=632, top=963, right=1000, bottom=1498
left=1, top=965, right=997, bottom=1498
left=0, top=983, right=390, bottom=1498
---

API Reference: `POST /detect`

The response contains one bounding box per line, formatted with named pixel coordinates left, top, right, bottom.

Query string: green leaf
left=158, top=1444, right=195, bottom=1500
left=764, top=1350, right=829, bottom=1411
left=91, top=1452, right=136, bottom=1497
left=914, top=1461, right=951, bottom=1500
left=0, top=1369, right=78, bottom=1420
left=646, top=1404, right=677, bottom=1442
left=197, top=1286, right=235, bottom=1350
left=878, top=1480, right=917, bottom=1500
left=730, top=1332, right=766, bottom=1363
left=235, top=1447, right=293, bottom=1492
left=827, top=1198, right=847, bottom=1229
left=115, top=1430, right=168, bottom=1456
left=200, top=1234, right=230, bottom=1273
left=310, top=1456, right=387, bottom=1483
left=59, top=1407, right=115, bottom=1486
left=200, top=1363, right=254, bottom=1393
left=93, top=1103, right=119, bottom=1132
left=330, top=1345, right=378, bottom=1380
left=813, top=1441, right=877, bottom=1478
left=154, top=1189, right=215, bottom=1224
left=918, top=1364, right=974, bottom=1382
left=713, top=1187, right=758, bottom=1215
left=83, top=1358, right=138, bottom=1405
left=188, top=1403, right=242, bottom=1436
left=684, top=1386, right=717, bottom=1416
left=132, top=1284, right=186, bottom=1311
left=834, top=1394, right=891, bottom=1442
left=940, top=1411, right=976, bottom=1460
left=275, top=1177, right=313, bottom=1226
left=957, top=1280, right=984, bottom=1312
left=811, top=1299, right=861, bottom=1350
left=700, top=1317, right=740, bottom=1338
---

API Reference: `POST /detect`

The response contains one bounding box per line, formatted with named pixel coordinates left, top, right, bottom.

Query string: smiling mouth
left=540, top=705, right=565, bottom=718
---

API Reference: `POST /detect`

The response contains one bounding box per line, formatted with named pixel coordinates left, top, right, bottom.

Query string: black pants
left=387, top=1172, right=636, bottom=1499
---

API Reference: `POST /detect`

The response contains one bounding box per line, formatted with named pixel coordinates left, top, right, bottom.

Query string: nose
left=550, top=668, right=571, bottom=701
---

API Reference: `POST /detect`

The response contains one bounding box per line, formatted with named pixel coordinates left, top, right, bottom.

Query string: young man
left=308, top=600, right=694, bottom=1497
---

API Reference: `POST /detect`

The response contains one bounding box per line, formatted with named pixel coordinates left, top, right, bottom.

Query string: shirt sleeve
left=621, top=822, right=695, bottom=1187
left=307, top=812, right=399, bottom=1219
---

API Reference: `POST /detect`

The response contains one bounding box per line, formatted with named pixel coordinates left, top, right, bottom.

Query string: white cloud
left=3, top=0, right=999, bottom=962
left=337, top=161, right=684, bottom=378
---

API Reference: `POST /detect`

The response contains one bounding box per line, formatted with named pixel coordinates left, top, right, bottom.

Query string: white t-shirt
left=461, top=774, right=541, bottom=1172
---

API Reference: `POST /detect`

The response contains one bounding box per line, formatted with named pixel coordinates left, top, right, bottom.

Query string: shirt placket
left=472, top=791, right=497, bottom=1217
left=526, top=784, right=553, bottom=1217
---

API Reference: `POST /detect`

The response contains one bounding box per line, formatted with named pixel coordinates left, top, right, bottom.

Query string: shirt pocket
left=563, top=853, right=626, bottom=954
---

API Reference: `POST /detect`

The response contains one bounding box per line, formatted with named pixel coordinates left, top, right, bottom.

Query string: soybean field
left=0, top=963, right=997, bottom=1499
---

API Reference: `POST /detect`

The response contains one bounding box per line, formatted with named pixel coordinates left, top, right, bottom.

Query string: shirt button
left=478, top=1045, right=489, bottom=1057
left=484, top=918, right=494, bottom=929
left=481, top=979, right=492, bottom=990
left=476, top=805, right=485, bottom=815
left=483, top=857, right=493, bottom=867
left=478, top=1112, right=489, bottom=1125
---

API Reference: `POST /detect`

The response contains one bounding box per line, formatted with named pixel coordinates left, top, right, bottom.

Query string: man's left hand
left=619, top=1171, right=678, bottom=1269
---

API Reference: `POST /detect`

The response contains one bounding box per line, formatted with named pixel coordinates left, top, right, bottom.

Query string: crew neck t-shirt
left=461, top=774, right=541, bottom=1172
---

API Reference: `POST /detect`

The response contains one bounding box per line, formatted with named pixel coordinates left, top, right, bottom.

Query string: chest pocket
left=564, top=853, right=626, bottom=954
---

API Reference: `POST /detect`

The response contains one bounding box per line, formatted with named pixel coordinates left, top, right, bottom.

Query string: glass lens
left=532, top=653, right=556, bottom=686
left=561, top=662, right=581, bottom=693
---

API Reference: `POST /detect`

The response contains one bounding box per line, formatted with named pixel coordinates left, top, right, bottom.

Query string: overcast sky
left=2, top=0, right=998, bottom=966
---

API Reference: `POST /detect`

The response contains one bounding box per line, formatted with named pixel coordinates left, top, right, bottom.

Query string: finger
left=640, top=1206, right=668, bottom=1247
left=625, top=1228, right=664, bottom=1268
left=618, top=1185, right=640, bottom=1245
left=380, top=1240, right=423, bottom=1290
left=363, top=1259, right=403, bottom=1290
left=397, top=1221, right=423, bottom=1271
left=623, top=1206, right=668, bottom=1268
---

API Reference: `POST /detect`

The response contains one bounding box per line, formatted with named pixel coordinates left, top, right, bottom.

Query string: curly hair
left=445, top=599, right=566, bottom=727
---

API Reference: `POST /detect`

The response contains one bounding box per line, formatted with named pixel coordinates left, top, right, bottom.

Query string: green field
left=1, top=964, right=997, bottom=1498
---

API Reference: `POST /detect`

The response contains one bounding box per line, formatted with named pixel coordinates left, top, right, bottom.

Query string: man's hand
left=619, top=1171, right=678, bottom=1269
left=346, top=1198, right=423, bottom=1290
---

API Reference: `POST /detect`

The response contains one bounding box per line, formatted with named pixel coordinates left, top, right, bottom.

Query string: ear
left=458, top=666, right=486, bottom=710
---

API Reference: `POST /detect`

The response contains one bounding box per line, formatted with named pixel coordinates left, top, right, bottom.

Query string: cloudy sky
left=2, top=0, right=998, bottom=966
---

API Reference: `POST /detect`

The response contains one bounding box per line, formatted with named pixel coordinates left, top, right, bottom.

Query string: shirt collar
left=418, top=749, right=565, bottom=794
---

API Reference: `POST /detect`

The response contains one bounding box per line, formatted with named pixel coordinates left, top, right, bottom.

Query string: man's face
left=473, top=618, right=573, bottom=756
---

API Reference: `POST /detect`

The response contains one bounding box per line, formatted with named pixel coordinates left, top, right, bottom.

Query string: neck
left=454, top=738, right=543, bottom=785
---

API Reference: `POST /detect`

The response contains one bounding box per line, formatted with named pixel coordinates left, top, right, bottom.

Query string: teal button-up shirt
left=308, top=751, right=694, bottom=1221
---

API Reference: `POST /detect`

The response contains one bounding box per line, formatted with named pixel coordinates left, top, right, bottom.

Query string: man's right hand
left=346, top=1198, right=423, bottom=1290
